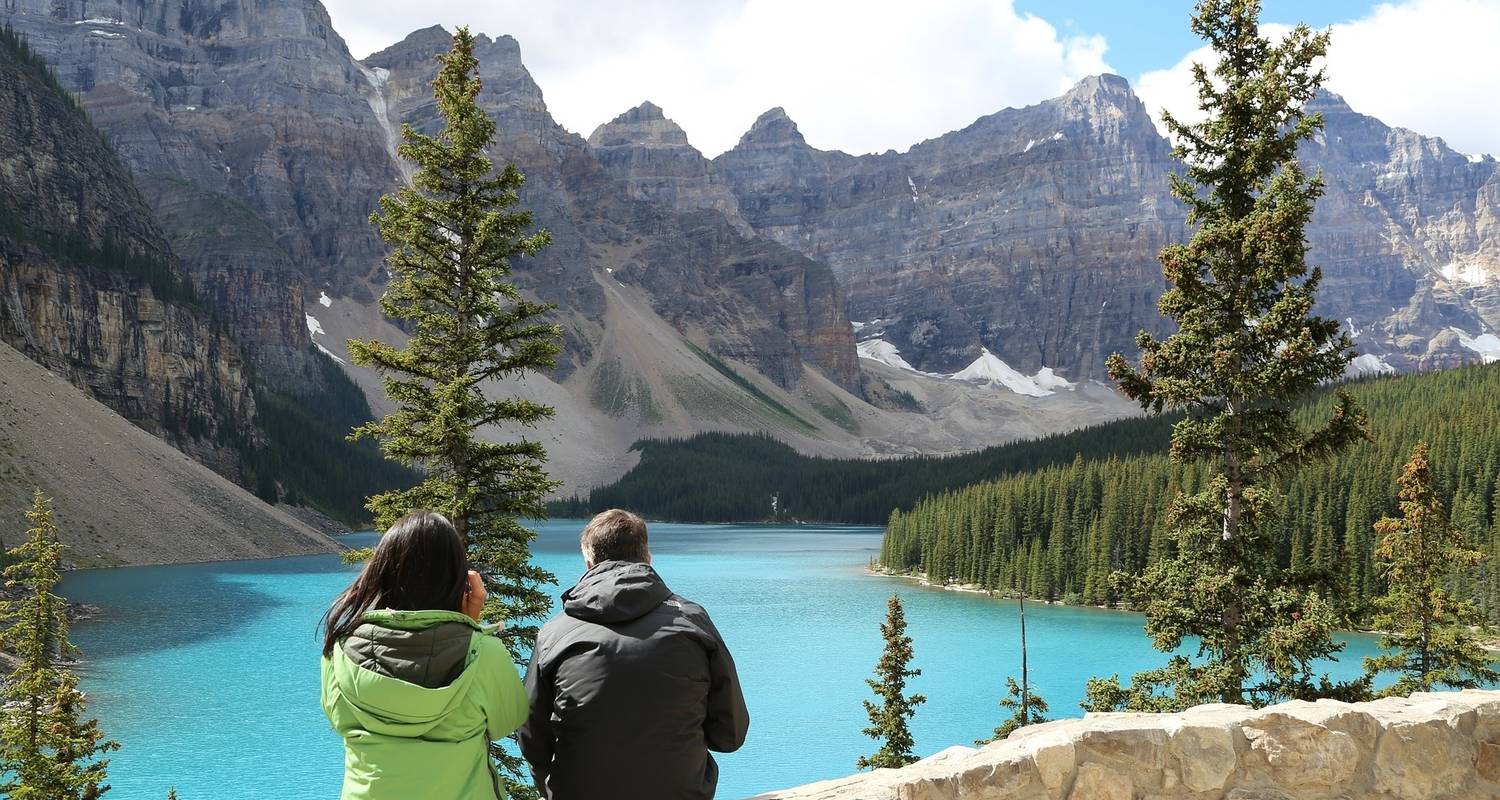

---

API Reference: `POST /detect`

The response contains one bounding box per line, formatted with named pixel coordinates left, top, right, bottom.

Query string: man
left=519, top=509, right=750, bottom=799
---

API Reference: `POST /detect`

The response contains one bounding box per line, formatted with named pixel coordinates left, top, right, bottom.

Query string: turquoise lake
left=58, top=521, right=1387, bottom=799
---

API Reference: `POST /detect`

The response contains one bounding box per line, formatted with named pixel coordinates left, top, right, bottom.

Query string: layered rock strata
left=714, top=76, right=1500, bottom=378
left=0, top=32, right=254, bottom=475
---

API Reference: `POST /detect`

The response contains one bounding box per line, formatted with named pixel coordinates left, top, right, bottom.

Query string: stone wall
left=754, top=690, right=1500, bottom=800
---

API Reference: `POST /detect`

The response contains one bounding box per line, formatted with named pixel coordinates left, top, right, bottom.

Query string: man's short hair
left=581, top=509, right=649, bottom=564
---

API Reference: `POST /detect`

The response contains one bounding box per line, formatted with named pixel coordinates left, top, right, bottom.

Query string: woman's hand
left=462, top=570, right=487, bottom=621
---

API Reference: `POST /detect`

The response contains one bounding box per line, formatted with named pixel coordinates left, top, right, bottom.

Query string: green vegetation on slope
left=240, top=351, right=416, bottom=527
left=685, top=342, right=816, bottom=433
left=0, top=26, right=197, bottom=307
left=550, top=414, right=1177, bottom=523
left=880, top=363, right=1500, bottom=626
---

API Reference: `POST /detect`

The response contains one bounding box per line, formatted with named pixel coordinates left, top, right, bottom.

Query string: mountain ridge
left=6, top=2, right=1498, bottom=496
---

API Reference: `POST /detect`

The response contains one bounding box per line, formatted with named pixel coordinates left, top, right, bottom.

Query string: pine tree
left=857, top=595, right=926, bottom=770
left=977, top=677, right=1050, bottom=744
left=1097, top=0, right=1367, bottom=709
left=1364, top=443, right=1499, bottom=695
left=0, top=491, right=119, bottom=799
left=346, top=26, right=561, bottom=796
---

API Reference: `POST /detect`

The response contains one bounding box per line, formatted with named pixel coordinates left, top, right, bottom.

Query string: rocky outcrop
left=755, top=690, right=1500, bottom=800
left=365, top=28, right=860, bottom=392
left=0, top=32, right=254, bottom=476
left=588, top=102, right=751, bottom=232
left=716, top=75, right=1500, bottom=378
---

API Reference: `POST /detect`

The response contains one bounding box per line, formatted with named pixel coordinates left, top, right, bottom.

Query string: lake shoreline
left=870, top=566, right=1500, bottom=653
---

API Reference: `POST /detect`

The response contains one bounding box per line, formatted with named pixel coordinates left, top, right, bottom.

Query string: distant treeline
left=880, top=362, right=1500, bottom=624
left=549, top=414, right=1178, bottom=524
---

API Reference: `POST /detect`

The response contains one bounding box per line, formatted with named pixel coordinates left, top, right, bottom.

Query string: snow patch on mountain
left=1022, top=132, right=1065, bottom=154
left=1031, top=367, right=1074, bottom=393
left=314, top=342, right=346, bottom=364
left=857, top=339, right=1076, bottom=398
left=318, top=291, right=332, bottom=308
left=949, top=348, right=1073, bottom=397
left=1440, top=262, right=1488, bottom=286
left=1451, top=327, right=1500, bottom=363
left=305, top=313, right=325, bottom=337
left=1348, top=353, right=1395, bottom=376
left=856, top=338, right=917, bottom=372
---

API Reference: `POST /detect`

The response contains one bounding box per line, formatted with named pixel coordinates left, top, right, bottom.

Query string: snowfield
left=949, top=348, right=1074, bottom=398
left=1348, top=353, right=1395, bottom=376
left=856, top=338, right=918, bottom=372
left=1451, top=327, right=1500, bottom=363
left=856, top=340, right=1076, bottom=398
left=1440, top=262, right=1488, bottom=286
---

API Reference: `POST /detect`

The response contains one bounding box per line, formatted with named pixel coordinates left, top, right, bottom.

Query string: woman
left=321, top=511, right=528, bottom=800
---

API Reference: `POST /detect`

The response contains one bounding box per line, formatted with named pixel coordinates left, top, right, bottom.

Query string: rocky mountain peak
left=737, top=107, right=807, bottom=149
left=1051, top=73, right=1163, bottom=148
left=588, top=101, right=692, bottom=148
left=365, top=24, right=453, bottom=69
left=1063, top=73, right=1133, bottom=100
left=1307, top=88, right=1355, bottom=114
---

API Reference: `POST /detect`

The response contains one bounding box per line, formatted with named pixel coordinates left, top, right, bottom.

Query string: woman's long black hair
left=321, top=510, right=470, bottom=656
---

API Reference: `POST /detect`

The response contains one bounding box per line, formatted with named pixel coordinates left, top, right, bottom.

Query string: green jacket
left=321, top=609, right=529, bottom=800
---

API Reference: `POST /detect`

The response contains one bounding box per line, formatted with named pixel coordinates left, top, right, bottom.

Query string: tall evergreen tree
left=1364, top=442, right=1498, bottom=695
left=857, top=595, right=926, bottom=770
left=1096, top=0, right=1367, bottom=709
left=0, top=491, right=118, bottom=800
left=347, top=26, right=561, bottom=796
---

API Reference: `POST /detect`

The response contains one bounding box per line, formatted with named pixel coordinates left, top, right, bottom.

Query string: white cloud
left=323, top=0, right=1113, bottom=157
left=1135, top=0, right=1500, bottom=158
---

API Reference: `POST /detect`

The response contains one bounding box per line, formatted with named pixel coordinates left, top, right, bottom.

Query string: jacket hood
left=562, top=561, right=672, bottom=624
left=329, top=609, right=482, bottom=735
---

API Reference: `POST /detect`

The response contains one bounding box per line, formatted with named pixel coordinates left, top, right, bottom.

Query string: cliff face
left=715, top=75, right=1500, bottom=378
left=0, top=0, right=397, bottom=386
left=756, top=690, right=1500, bottom=800
left=0, top=32, right=254, bottom=475
left=587, top=102, right=752, bottom=233
left=2, top=4, right=860, bottom=395
left=716, top=76, right=1182, bottom=376
left=364, top=29, right=860, bottom=392
left=1302, top=92, right=1500, bottom=371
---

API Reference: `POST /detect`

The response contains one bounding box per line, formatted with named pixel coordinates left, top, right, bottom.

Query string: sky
left=323, top=0, right=1500, bottom=159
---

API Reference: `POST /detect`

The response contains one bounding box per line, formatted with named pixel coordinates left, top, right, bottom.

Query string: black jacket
left=518, top=560, right=750, bottom=799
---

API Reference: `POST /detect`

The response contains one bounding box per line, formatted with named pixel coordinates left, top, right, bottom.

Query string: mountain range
left=2, top=0, right=1497, bottom=505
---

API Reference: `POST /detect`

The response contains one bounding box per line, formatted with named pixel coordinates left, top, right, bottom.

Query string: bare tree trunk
left=1020, top=589, right=1029, bottom=723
